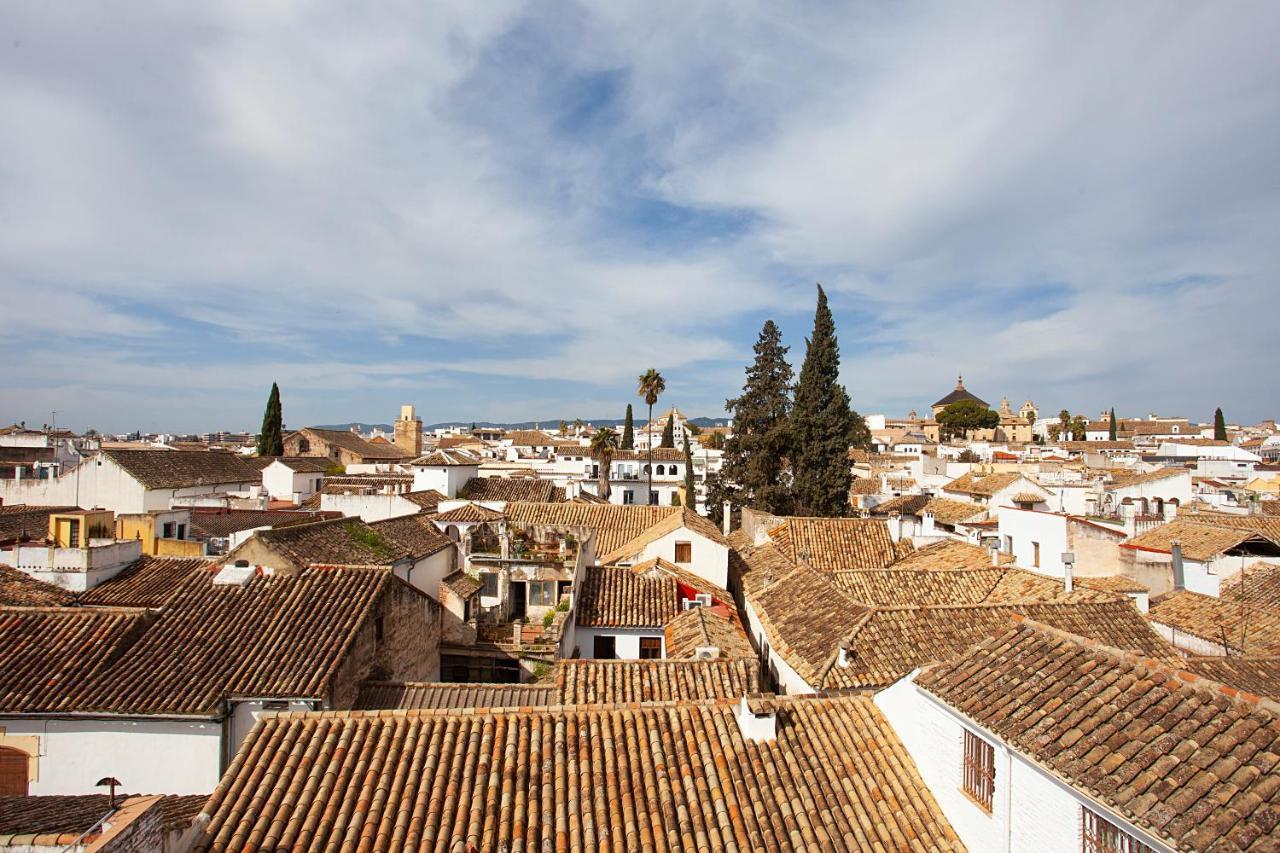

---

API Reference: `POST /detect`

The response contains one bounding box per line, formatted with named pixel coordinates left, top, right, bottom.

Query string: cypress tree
left=660, top=413, right=675, bottom=448
left=790, top=285, right=855, bottom=517
left=1214, top=408, right=1227, bottom=441
left=1108, top=408, right=1117, bottom=441
left=621, top=404, right=635, bottom=450
left=256, top=382, right=284, bottom=456
left=722, top=319, right=795, bottom=515
left=683, top=435, right=697, bottom=510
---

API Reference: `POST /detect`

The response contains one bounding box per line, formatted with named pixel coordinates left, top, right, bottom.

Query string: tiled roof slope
left=0, top=505, right=78, bottom=542
left=433, top=502, right=506, bottom=523
left=1185, top=657, right=1280, bottom=703
left=1148, top=590, right=1280, bottom=656
left=78, top=556, right=216, bottom=608
left=292, top=428, right=410, bottom=460
left=871, top=495, right=986, bottom=524
left=830, top=567, right=1116, bottom=608
left=356, top=681, right=556, bottom=710
left=100, top=448, right=259, bottom=489
left=0, top=794, right=118, bottom=841
left=459, top=476, right=566, bottom=502
left=244, top=518, right=411, bottom=568
left=575, top=564, right=682, bottom=628
left=189, top=509, right=339, bottom=539
left=0, top=563, right=75, bottom=607
left=826, top=601, right=1178, bottom=691
left=504, top=502, right=727, bottom=556
left=766, top=517, right=913, bottom=571
left=1222, top=561, right=1280, bottom=610
left=1105, top=467, right=1188, bottom=489
left=890, top=538, right=1009, bottom=571
left=195, top=695, right=962, bottom=852
left=0, top=606, right=151, bottom=713
left=400, top=489, right=446, bottom=511
left=556, top=658, right=760, bottom=704
left=942, top=471, right=1023, bottom=497
left=1124, top=518, right=1280, bottom=561
left=664, top=605, right=755, bottom=659
left=917, top=619, right=1280, bottom=852
left=366, top=514, right=453, bottom=559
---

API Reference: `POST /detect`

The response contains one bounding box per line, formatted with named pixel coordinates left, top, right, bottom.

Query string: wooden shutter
left=0, top=748, right=28, bottom=796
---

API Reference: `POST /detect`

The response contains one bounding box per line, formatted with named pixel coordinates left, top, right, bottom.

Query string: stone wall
left=328, top=578, right=441, bottom=708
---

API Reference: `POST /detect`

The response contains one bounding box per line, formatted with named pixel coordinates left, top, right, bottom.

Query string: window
left=656, top=465, right=665, bottom=475
left=176, top=523, right=186, bottom=540
left=66, top=518, right=81, bottom=546
left=0, top=748, right=28, bottom=796
left=1032, top=541, right=1040, bottom=568
left=527, top=580, right=556, bottom=606
left=480, top=572, right=498, bottom=597
left=962, top=729, right=995, bottom=811
left=1081, top=807, right=1155, bottom=853
left=298, top=438, right=311, bottom=453
left=649, top=491, right=658, bottom=505
left=593, top=635, right=617, bottom=659
left=674, top=541, right=692, bottom=563
left=622, top=490, right=634, bottom=505
left=639, top=637, right=662, bottom=659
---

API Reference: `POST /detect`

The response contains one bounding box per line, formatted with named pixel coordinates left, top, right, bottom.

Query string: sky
left=2, top=2, right=1278, bottom=434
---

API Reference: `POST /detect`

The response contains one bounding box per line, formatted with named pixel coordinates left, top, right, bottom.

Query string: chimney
left=990, top=545, right=1000, bottom=566
left=736, top=695, right=777, bottom=743
left=887, top=512, right=902, bottom=543
left=722, top=501, right=732, bottom=536
left=837, top=640, right=853, bottom=668
left=1061, top=551, right=1075, bottom=593
left=921, top=510, right=936, bottom=537
left=1171, top=540, right=1185, bottom=591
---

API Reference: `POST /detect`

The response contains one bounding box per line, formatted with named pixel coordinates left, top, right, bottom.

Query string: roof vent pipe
left=1171, top=540, right=1185, bottom=591
left=1061, top=551, right=1075, bottom=593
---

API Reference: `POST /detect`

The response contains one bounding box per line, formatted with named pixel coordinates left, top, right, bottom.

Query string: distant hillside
left=316, top=416, right=729, bottom=433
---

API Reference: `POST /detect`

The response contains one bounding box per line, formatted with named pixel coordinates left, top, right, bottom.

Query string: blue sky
left=2, top=1, right=1278, bottom=433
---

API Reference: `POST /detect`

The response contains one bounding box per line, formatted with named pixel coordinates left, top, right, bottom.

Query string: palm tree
left=589, top=427, right=620, bottom=501
left=637, top=369, right=666, bottom=505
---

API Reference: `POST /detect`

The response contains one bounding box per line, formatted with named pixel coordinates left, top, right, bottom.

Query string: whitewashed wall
left=575, top=627, right=664, bottom=659
left=633, top=528, right=729, bottom=589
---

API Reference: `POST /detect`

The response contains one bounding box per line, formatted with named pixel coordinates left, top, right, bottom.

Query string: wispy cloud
left=2, top=1, right=1277, bottom=431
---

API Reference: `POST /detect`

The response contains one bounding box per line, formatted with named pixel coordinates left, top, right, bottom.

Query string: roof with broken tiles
left=917, top=617, right=1280, bottom=851
left=193, top=693, right=963, bottom=852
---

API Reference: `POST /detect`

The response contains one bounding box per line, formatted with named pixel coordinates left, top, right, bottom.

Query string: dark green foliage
left=683, top=434, right=696, bottom=510
left=704, top=471, right=739, bottom=530
left=621, top=404, right=634, bottom=450
left=1068, top=415, right=1088, bottom=442
left=790, top=285, right=856, bottom=517
left=936, top=399, right=1000, bottom=440
left=1109, top=408, right=1118, bottom=441
left=256, top=383, right=284, bottom=457
left=1214, top=408, right=1227, bottom=441
left=660, top=413, right=675, bottom=448
left=706, top=431, right=726, bottom=450
left=722, top=319, right=795, bottom=516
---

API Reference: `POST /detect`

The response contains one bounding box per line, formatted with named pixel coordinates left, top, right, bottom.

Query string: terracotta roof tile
left=766, top=516, right=912, bottom=571
left=439, top=569, right=482, bottom=599
left=195, top=694, right=962, bottom=851
left=0, top=506, right=78, bottom=543
left=78, top=555, right=217, bottom=608
left=433, top=502, right=506, bottom=523
left=917, top=619, right=1280, bottom=851
left=575, top=564, right=681, bottom=628
left=556, top=658, right=760, bottom=703
left=366, top=514, right=453, bottom=560
left=0, top=563, right=75, bottom=607
left=100, top=448, right=259, bottom=489
left=503, top=502, right=726, bottom=557
left=290, top=428, right=410, bottom=460
left=663, top=605, right=755, bottom=659
left=1148, top=590, right=1280, bottom=656
left=942, top=471, right=1023, bottom=497
left=239, top=517, right=412, bottom=568
left=356, top=681, right=556, bottom=710
left=189, top=509, right=341, bottom=539
left=1124, top=519, right=1279, bottom=561
left=1184, top=657, right=1280, bottom=702
left=459, top=476, right=567, bottom=502
left=871, top=495, right=986, bottom=525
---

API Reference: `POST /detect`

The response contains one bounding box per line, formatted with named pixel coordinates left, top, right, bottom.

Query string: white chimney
left=887, top=512, right=902, bottom=543
left=837, top=641, right=853, bottom=668
left=921, top=510, right=936, bottom=537
left=1061, top=551, right=1075, bottom=593
left=722, top=501, right=732, bottom=536
left=736, top=695, right=777, bottom=743
left=990, top=545, right=1001, bottom=566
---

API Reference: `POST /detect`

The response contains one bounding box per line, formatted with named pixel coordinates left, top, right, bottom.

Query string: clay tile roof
left=917, top=619, right=1280, bottom=851
left=942, top=471, right=1023, bottom=497
left=504, top=430, right=579, bottom=447
left=188, top=509, right=340, bottom=539
left=1075, top=574, right=1149, bottom=594
left=0, top=564, right=75, bottom=607
left=1105, top=467, right=1189, bottom=489
left=0, top=794, right=119, bottom=841
left=766, top=517, right=912, bottom=571
left=356, top=681, right=556, bottom=710
left=245, top=517, right=412, bottom=567
left=400, top=489, right=446, bottom=511
left=849, top=476, right=883, bottom=495
left=1221, top=561, right=1280, bottom=609
left=503, top=502, right=725, bottom=557
left=100, top=448, right=259, bottom=489
left=194, top=694, right=962, bottom=852
left=293, top=428, right=410, bottom=460
left=78, top=556, right=217, bottom=608
left=1123, top=519, right=1278, bottom=561
left=555, top=658, right=761, bottom=703
left=439, top=569, right=481, bottom=599
left=433, top=502, right=506, bottom=524
left=365, top=514, right=453, bottom=559
left=663, top=605, right=754, bottom=659
left=1184, top=656, right=1280, bottom=702
left=1010, top=492, right=1045, bottom=503
left=0, top=505, right=78, bottom=543
left=829, top=565, right=1115, bottom=608
left=410, top=448, right=480, bottom=466
left=459, top=477, right=567, bottom=503
left=575, top=564, right=681, bottom=628
left=871, top=495, right=986, bottom=525
left=9, top=565, right=404, bottom=716
left=890, top=539, right=1008, bottom=570
left=252, top=456, right=331, bottom=473
left=1148, top=589, right=1280, bottom=656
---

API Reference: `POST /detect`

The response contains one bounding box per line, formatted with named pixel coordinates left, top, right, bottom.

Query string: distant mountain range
left=315, top=416, right=730, bottom=433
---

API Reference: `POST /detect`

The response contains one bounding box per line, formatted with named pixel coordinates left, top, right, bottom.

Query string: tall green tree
left=256, top=382, right=284, bottom=456
left=790, top=285, right=856, bottom=517
left=936, top=400, right=1000, bottom=441
left=1068, top=415, right=1088, bottom=441
left=683, top=435, right=697, bottom=511
left=721, top=319, right=794, bottom=516
left=621, top=404, right=634, bottom=450
left=1214, top=408, right=1227, bottom=441
left=660, top=413, right=675, bottom=448
left=637, top=369, right=666, bottom=505
left=589, top=428, right=619, bottom=501
left=1108, top=408, right=1118, bottom=441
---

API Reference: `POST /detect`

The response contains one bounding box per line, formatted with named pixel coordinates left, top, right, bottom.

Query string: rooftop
left=458, top=476, right=567, bottom=503
left=765, top=516, right=912, bottom=572
left=101, top=448, right=259, bottom=489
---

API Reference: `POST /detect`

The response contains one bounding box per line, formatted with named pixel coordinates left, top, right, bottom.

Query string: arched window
left=298, top=438, right=311, bottom=453
left=445, top=525, right=460, bottom=542
left=656, top=465, right=665, bottom=475
left=0, top=747, right=29, bottom=795
left=670, top=466, right=679, bottom=477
